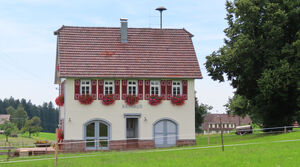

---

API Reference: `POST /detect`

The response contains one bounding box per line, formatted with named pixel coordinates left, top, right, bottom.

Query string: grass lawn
left=0, top=131, right=300, bottom=167
left=0, top=132, right=55, bottom=149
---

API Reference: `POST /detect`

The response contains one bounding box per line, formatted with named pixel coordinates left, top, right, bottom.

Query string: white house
left=54, top=19, right=202, bottom=151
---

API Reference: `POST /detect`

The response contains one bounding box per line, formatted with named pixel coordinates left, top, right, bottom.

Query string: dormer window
left=104, top=81, right=114, bottom=95
left=127, top=80, right=138, bottom=95
left=172, top=81, right=182, bottom=96
left=150, top=81, right=160, bottom=96
left=81, top=80, right=91, bottom=95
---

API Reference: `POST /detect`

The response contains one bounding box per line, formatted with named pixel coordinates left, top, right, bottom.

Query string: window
left=172, top=81, right=182, bottom=96
left=81, top=80, right=91, bottom=95
left=104, top=80, right=114, bottom=95
left=212, top=124, right=215, bottom=128
left=127, top=80, right=138, bottom=95
left=150, top=81, right=160, bottom=96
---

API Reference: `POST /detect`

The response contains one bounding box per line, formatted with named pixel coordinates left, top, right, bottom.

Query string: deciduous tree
left=205, top=0, right=300, bottom=128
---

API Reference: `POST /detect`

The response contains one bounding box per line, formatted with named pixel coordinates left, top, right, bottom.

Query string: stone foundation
left=176, top=139, right=196, bottom=146
left=109, top=140, right=155, bottom=150
left=109, top=140, right=127, bottom=150
left=60, top=139, right=195, bottom=152
left=138, top=140, right=155, bottom=149
left=60, top=140, right=85, bottom=153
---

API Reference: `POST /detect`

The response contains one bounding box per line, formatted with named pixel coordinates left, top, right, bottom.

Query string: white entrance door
left=154, top=119, right=177, bottom=147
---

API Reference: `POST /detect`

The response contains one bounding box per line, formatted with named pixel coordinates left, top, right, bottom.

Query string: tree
left=22, top=116, right=42, bottom=137
left=0, top=120, right=18, bottom=142
left=205, top=0, right=300, bottom=129
left=6, top=104, right=28, bottom=130
left=195, top=97, right=213, bottom=132
left=0, top=97, right=59, bottom=133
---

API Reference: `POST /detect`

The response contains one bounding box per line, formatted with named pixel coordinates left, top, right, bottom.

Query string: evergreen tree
left=0, top=97, right=58, bottom=133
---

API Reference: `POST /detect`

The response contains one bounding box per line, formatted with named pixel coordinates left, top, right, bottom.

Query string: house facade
left=54, top=19, right=202, bottom=151
left=202, top=114, right=252, bottom=134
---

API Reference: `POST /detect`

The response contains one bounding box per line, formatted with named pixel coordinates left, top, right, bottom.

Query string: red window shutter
left=145, top=80, right=150, bottom=100
left=74, top=79, right=80, bottom=100
left=166, top=80, right=172, bottom=100
left=182, top=80, right=188, bottom=100
left=91, top=80, right=97, bottom=100
left=98, top=80, right=104, bottom=100
left=114, top=80, right=120, bottom=100
left=160, top=80, right=166, bottom=100
left=60, top=81, right=65, bottom=95
left=122, top=80, right=127, bottom=100
left=138, top=80, right=143, bottom=100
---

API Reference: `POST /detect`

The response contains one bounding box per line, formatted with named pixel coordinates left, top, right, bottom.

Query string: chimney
left=120, top=18, right=128, bottom=43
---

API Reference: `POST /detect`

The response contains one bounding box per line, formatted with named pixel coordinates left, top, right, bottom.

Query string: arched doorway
left=153, top=119, right=178, bottom=147
left=84, top=120, right=110, bottom=150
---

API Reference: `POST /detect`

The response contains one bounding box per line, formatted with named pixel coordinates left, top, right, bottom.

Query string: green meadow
left=1, top=131, right=300, bottom=167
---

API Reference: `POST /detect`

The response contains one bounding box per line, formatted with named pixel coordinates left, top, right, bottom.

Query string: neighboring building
left=202, top=114, right=252, bottom=134
left=0, top=114, right=10, bottom=124
left=0, top=114, right=10, bottom=134
left=54, top=19, right=202, bottom=151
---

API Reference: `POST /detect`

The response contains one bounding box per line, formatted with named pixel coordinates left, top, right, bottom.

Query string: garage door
left=154, top=119, right=177, bottom=147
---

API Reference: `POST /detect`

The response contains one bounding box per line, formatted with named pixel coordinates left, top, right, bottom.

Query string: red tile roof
left=55, top=26, right=202, bottom=79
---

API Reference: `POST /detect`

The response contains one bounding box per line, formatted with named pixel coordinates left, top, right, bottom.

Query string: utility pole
left=219, top=116, right=224, bottom=152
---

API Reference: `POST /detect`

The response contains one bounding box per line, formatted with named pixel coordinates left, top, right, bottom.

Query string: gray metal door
left=154, top=119, right=177, bottom=147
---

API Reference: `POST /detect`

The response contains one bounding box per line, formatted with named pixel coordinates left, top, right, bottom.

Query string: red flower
left=79, top=94, right=93, bottom=105
left=125, top=95, right=139, bottom=105
left=171, top=95, right=185, bottom=105
left=55, top=94, right=64, bottom=106
left=149, top=95, right=163, bottom=105
left=102, top=94, right=115, bottom=105
left=57, top=128, right=64, bottom=142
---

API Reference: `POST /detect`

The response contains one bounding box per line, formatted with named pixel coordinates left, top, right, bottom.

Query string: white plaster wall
left=63, top=78, right=196, bottom=141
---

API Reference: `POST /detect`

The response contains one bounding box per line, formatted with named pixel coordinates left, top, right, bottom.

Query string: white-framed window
left=104, top=80, right=114, bottom=95
left=127, top=80, right=138, bottom=95
left=81, top=80, right=91, bottom=95
left=212, top=124, right=215, bottom=128
left=150, top=81, right=160, bottom=96
left=172, top=81, right=182, bottom=96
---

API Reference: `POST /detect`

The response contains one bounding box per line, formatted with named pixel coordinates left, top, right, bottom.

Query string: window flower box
left=55, top=94, right=64, bottom=106
left=149, top=95, right=163, bottom=105
left=125, top=95, right=139, bottom=106
left=102, top=94, right=115, bottom=105
left=79, top=94, right=93, bottom=105
left=171, top=95, right=185, bottom=105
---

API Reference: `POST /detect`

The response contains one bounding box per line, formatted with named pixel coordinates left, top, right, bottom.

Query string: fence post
left=7, top=149, right=10, bottom=161
left=219, top=117, right=224, bottom=152
left=284, top=126, right=287, bottom=133
left=208, top=127, right=210, bottom=145
left=55, top=128, right=58, bottom=167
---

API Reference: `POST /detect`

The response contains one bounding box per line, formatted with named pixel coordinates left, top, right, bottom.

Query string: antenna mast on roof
left=156, top=6, right=167, bottom=29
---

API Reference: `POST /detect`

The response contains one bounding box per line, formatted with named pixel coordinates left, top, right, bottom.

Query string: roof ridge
left=55, top=25, right=187, bottom=31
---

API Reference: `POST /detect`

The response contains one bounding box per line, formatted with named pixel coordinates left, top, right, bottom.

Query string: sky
left=0, top=0, right=234, bottom=113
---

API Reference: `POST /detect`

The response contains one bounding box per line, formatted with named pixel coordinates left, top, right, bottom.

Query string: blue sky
left=0, top=0, right=233, bottom=113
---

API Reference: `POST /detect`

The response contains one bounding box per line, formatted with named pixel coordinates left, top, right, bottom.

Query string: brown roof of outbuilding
left=55, top=26, right=202, bottom=79
left=202, top=114, right=252, bottom=130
